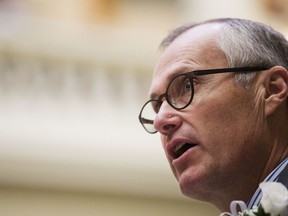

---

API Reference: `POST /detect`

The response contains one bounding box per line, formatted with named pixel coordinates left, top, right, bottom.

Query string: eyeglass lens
left=140, top=100, right=157, bottom=133
left=140, top=74, right=193, bottom=133
left=167, top=74, right=192, bottom=109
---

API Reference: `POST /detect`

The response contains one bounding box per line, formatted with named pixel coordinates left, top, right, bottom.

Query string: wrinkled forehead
left=149, top=23, right=228, bottom=97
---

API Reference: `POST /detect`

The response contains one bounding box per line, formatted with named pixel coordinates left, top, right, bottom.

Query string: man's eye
left=184, top=79, right=191, bottom=92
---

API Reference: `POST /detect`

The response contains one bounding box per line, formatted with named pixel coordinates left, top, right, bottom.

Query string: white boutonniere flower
left=259, top=182, right=288, bottom=216
left=220, top=182, right=288, bottom=216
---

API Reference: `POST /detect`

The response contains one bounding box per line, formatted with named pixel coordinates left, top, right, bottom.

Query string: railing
left=0, top=53, right=151, bottom=107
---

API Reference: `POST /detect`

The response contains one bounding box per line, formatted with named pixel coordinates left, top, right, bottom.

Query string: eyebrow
left=149, top=93, right=159, bottom=100
left=148, top=65, right=196, bottom=100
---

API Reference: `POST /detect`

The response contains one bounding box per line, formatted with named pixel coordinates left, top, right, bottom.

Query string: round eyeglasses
left=139, top=66, right=267, bottom=134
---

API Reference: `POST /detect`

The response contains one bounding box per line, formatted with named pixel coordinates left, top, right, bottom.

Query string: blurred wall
left=0, top=0, right=287, bottom=216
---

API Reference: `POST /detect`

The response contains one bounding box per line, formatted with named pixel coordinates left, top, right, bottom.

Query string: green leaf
left=254, top=205, right=271, bottom=216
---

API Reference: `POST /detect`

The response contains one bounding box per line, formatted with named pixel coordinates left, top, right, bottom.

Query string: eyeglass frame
left=139, top=66, right=268, bottom=134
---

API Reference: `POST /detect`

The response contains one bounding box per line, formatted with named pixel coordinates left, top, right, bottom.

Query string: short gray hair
left=160, top=18, right=288, bottom=87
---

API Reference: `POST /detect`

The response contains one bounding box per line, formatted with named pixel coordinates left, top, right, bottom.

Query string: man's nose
left=154, top=101, right=181, bottom=135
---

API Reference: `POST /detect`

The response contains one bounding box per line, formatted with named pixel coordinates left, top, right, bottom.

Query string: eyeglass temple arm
left=193, top=67, right=267, bottom=76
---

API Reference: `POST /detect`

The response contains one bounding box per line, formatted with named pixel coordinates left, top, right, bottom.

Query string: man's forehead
left=163, top=23, right=223, bottom=51
left=153, top=23, right=226, bottom=75
left=149, top=23, right=228, bottom=98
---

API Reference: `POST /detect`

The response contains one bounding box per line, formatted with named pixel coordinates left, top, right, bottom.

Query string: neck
left=260, top=112, right=288, bottom=183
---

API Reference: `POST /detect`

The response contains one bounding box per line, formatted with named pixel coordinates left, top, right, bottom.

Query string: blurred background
left=0, top=0, right=287, bottom=215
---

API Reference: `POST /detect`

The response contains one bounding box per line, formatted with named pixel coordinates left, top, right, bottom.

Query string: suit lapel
left=278, top=163, right=288, bottom=188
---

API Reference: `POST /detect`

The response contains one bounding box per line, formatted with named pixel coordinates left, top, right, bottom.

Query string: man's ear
left=265, top=66, right=288, bottom=116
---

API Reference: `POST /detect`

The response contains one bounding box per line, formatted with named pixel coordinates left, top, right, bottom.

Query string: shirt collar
left=246, top=158, right=288, bottom=209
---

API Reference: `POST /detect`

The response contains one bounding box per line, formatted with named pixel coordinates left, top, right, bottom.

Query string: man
left=138, top=18, right=288, bottom=212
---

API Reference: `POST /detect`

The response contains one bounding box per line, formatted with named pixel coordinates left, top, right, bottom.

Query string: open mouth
left=174, top=142, right=196, bottom=158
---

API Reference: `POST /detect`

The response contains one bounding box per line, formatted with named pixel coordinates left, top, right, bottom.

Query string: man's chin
left=177, top=171, right=209, bottom=200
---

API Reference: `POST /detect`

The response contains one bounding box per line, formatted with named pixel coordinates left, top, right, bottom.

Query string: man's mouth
left=174, top=142, right=197, bottom=158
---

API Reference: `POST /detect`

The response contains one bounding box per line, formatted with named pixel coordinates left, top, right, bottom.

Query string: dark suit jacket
left=278, top=163, right=288, bottom=188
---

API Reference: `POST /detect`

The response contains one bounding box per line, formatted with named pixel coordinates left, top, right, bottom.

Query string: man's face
left=149, top=24, right=271, bottom=206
